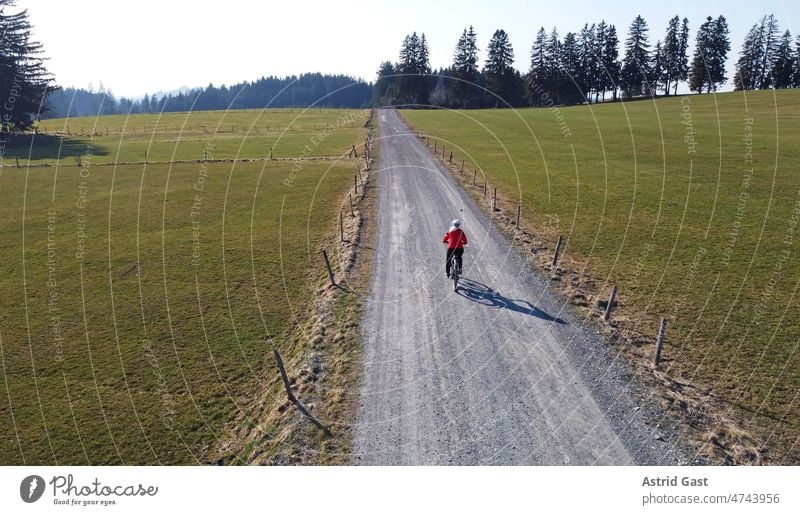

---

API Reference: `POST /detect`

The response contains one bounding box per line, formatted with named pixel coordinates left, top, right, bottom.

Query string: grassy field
left=405, top=90, right=800, bottom=463
left=0, top=108, right=370, bottom=464
left=3, top=108, right=368, bottom=165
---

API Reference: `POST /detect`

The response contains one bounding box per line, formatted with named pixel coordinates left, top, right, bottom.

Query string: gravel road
left=352, top=108, right=680, bottom=465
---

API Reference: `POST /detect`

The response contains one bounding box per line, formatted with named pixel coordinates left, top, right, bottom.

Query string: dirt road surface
left=353, top=109, right=679, bottom=465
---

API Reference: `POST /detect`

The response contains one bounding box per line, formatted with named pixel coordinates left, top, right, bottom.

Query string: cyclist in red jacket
left=443, top=219, right=468, bottom=278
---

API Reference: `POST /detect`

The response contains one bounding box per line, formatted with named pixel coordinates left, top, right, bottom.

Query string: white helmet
left=452, top=219, right=461, bottom=227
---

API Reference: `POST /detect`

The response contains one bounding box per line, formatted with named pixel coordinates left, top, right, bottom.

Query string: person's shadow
left=456, top=278, right=567, bottom=324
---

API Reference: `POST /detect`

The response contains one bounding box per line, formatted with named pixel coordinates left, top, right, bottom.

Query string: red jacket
left=443, top=228, right=468, bottom=249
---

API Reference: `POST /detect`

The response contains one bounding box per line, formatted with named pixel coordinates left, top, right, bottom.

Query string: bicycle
left=450, top=248, right=464, bottom=292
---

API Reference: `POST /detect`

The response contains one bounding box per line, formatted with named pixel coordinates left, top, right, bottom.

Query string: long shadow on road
left=456, top=277, right=567, bottom=324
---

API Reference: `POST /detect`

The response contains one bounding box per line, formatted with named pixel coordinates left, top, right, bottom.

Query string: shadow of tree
left=456, top=277, right=567, bottom=324
left=1, top=134, right=109, bottom=162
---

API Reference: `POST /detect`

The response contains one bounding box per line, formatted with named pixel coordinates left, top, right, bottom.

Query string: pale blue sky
left=24, top=0, right=799, bottom=97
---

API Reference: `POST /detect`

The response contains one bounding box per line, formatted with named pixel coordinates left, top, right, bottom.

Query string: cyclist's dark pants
left=445, top=248, right=464, bottom=277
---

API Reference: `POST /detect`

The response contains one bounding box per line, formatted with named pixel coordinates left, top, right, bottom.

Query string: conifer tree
left=620, top=16, right=651, bottom=98
left=0, top=0, right=54, bottom=131
left=450, top=26, right=480, bottom=107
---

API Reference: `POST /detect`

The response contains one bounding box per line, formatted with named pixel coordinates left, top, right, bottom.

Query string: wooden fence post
left=274, top=349, right=296, bottom=403
left=339, top=209, right=344, bottom=242
left=322, top=249, right=335, bottom=286
left=349, top=193, right=354, bottom=216
left=449, top=151, right=453, bottom=164
left=354, top=175, right=359, bottom=196
left=434, top=140, right=437, bottom=153
left=516, top=204, right=521, bottom=228
left=654, top=318, right=668, bottom=365
left=552, top=235, right=563, bottom=268
left=472, top=169, right=476, bottom=186
left=483, top=177, right=487, bottom=196
left=603, top=286, right=618, bottom=321
left=492, top=187, right=497, bottom=210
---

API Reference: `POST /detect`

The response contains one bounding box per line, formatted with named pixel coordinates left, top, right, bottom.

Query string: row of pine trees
left=374, top=14, right=800, bottom=108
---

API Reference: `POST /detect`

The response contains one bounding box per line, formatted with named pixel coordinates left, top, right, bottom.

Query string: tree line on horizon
left=373, top=14, right=800, bottom=108
left=4, top=1, right=800, bottom=131
left=42, top=73, right=372, bottom=120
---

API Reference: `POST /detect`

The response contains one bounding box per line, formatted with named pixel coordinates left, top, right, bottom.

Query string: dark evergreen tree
left=483, top=29, right=517, bottom=106
left=709, top=16, right=732, bottom=91
left=450, top=26, right=480, bottom=108
left=620, top=15, right=651, bottom=98
left=597, top=22, right=621, bottom=101
left=0, top=0, right=54, bottom=131
left=661, top=16, right=681, bottom=95
left=578, top=23, right=599, bottom=101
left=690, top=15, right=731, bottom=93
left=770, top=30, right=795, bottom=88
left=524, top=27, right=549, bottom=105
left=544, top=28, right=562, bottom=99
left=675, top=17, right=691, bottom=94
left=759, top=15, right=781, bottom=88
left=559, top=32, right=581, bottom=103
left=396, top=32, right=431, bottom=105
left=650, top=41, right=666, bottom=94
left=794, top=35, right=800, bottom=87
left=734, top=15, right=780, bottom=90
left=734, top=21, right=765, bottom=90
left=373, top=61, right=396, bottom=105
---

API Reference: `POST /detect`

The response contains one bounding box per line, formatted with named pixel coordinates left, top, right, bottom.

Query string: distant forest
left=43, top=73, right=373, bottom=119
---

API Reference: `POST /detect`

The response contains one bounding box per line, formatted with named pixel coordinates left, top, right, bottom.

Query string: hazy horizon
left=24, top=0, right=799, bottom=98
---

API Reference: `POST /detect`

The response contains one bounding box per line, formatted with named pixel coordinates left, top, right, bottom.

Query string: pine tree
left=620, top=15, right=651, bottom=98
left=524, top=27, right=549, bottom=105
left=141, top=94, right=151, bottom=113
left=397, top=32, right=432, bottom=105
left=484, top=29, right=516, bottom=106
left=450, top=26, right=480, bottom=108
left=0, top=0, right=54, bottom=131
left=759, top=15, right=781, bottom=88
left=545, top=28, right=562, bottom=100
left=675, top=18, right=690, bottom=95
left=689, top=16, right=730, bottom=93
left=662, top=16, right=680, bottom=95
left=708, top=16, right=731, bottom=90
left=735, top=15, right=780, bottom=90
left=771, top=30, right=795, bottom=88
left=559, top=32, right=581, bottom=103
left=592, top=21, right=607, bottom=102
left=651, top=41, right=665, bottom=95
left=734, top=20, right=766, bottom=90
left=373, top=61, right=397, bottom=105
left=598, top=23, right=621, bottom=101
left=578, top=23, right=599, bottom=101
left=794, top=35, right=800, bottom=87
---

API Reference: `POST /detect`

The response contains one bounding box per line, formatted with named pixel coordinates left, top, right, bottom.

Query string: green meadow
left=405, top=90, right=800, bottom=461
left=0, top=108, right=369, bottom=464
left=5, top=108, right=369, bottom=165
